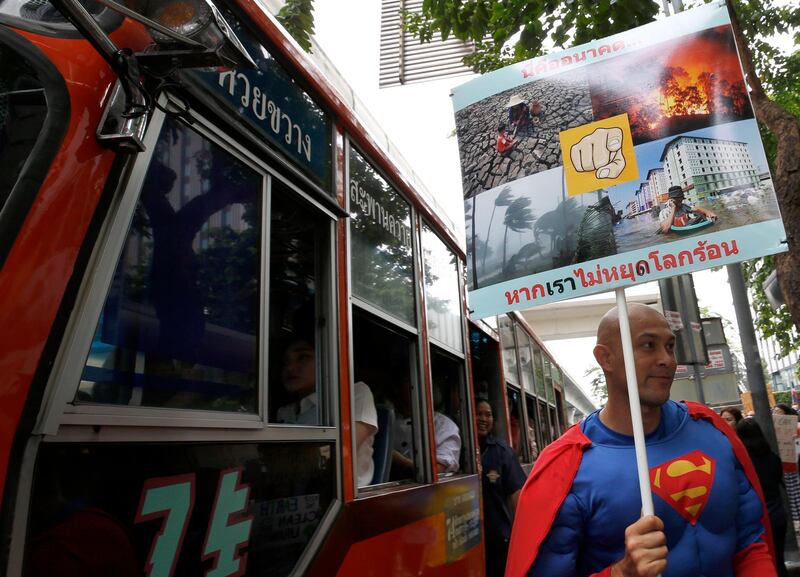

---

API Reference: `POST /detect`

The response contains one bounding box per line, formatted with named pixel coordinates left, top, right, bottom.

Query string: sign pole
left=615, top=288, right=656, bottom=517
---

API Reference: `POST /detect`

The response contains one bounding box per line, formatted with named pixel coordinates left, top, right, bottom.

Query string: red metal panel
left=335, top=125, right=356, bottom=502
left=0, top=22, right=150, bottom=502
left=308, top=476, right=485, bottom=577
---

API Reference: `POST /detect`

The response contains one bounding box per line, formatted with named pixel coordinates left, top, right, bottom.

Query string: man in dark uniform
left=476, top=397, right=528, bottom=577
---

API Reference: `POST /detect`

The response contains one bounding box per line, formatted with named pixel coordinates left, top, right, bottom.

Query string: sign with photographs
left=453, top=2, right=787, bottom=318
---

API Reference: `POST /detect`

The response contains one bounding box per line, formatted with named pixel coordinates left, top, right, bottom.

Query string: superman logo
left=650, top=450, right=715, bottom=525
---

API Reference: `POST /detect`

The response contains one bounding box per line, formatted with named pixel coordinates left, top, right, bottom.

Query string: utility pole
left=727, top=263, right=779, bottom=450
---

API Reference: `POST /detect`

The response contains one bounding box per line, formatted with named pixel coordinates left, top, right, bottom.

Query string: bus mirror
left=97, top=79, right=148, bottom=153
left=92, top=0, right=257, bottom=70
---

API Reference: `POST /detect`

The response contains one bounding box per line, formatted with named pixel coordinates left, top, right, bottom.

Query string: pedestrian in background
left=475, top=397, right=527, bottom=577
left=737, top=418, right=788, bottom=577
left=772, top=404, right=800, bottom=530
left=720, top=406, right=743, bottom=428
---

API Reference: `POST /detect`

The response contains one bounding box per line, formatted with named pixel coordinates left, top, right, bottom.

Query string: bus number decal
left=202, top=467, right=254, bottom=577
left=135, top=473, right=197, bottom=577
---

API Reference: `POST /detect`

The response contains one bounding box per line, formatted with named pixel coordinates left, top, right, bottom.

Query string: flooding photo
left=465, top=168, right=617, bottom=289
left=608, top=119, right=781, bottom=254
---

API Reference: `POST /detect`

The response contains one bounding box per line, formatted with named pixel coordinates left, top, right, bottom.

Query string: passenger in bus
left=392, top=383, right=461, bottom=474
left=505, top=303, right=776, bottom=577
left=476, top=397, right=527, bottom=577
left=276, top=336, right=378, bottom=486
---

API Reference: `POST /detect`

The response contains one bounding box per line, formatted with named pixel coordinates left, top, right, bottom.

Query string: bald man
left=505, top=304, right=776, bottom=577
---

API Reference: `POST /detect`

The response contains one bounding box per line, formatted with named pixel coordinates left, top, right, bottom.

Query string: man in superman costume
left=506, top=304, right=776, bottom=577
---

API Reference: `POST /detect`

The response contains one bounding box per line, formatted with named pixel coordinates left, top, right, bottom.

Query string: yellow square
left=559, top=113, right=639, bottom=197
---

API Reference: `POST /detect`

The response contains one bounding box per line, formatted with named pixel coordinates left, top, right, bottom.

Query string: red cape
left=504, top=402, right=775, bottom=577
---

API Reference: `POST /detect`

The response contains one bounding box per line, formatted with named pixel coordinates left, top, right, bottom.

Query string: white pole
left=615, top=287, right=656, bottom=516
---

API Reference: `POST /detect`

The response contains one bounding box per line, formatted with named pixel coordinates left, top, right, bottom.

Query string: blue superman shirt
left=529, top=401, right=766, bottom=577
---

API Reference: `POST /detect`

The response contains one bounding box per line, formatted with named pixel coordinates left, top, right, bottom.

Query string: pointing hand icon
left=570, top=127, right=626, bottom=179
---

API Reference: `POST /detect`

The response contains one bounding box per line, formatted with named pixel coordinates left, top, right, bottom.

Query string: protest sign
left=773, top=414, right=799, bottom=468
left=453, top=2, right=787, bottom=319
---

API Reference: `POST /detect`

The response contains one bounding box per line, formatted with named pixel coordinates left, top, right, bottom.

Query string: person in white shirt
left=392, top=384, right=461, bottom=475
left=276, top=338, right=378, bottom=486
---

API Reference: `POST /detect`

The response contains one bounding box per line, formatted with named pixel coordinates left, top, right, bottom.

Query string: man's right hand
left=610, top=515, right=667, bottom=577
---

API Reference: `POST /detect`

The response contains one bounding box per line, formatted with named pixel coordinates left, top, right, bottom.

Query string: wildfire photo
left=588, top=26, right=753, bottom=145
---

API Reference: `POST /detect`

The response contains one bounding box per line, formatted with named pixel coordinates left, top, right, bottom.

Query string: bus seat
left=371, top=405, right=394, bottom=485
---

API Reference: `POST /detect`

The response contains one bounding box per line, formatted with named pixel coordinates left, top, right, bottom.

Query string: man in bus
left=277, top=335, right=378, bottom=487
left=392, top=382, right=461, bottom=475
left=505, top=303, right=776, bottom=577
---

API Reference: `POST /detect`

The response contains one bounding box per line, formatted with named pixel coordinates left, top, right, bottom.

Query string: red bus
left=0, top=1, right=575, bottom=574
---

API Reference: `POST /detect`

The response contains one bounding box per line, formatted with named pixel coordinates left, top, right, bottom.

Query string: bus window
left=506, top=386, right=523, bottom=460
left=430, top=347, right=469, bottom=475
left=469, top=325, right=507, bottom=442
left=551, top=366, right=564, bottom=434
left=531, top=343, right=547, bottom=403
left=77, top=115, right=261, bottom=412
left=268, top=181, right=330, bottom=426
left=539, top=399, right=552, bottom=445
left=421, top=224, right=462, bottom=353
left=25, top=440, right=335, bottom=577
left=348, top=145, right=414, bottom=326
left=499, top=316, right=518, bottom=387
left=352, top=311, right=419, bottom=484
left=515, top=326, right=535, bottom=397
left=525, top=394, right=540, bottom=461
left=0, top=44, right=48, bottom=212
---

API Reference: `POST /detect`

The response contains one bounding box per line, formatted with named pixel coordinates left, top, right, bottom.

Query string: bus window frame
left=345, top=136, right=433, bottom=492
left=36, top=94, right=340, bottom=438
left=427, top=342, right=473, bottom=479
left=346, top=139, right=417, bottom=329
left=420, top=222, right=464, bottom=357
left=505, top=382, right=526, bottom=461
left=468, top=320, right=510, bottom=447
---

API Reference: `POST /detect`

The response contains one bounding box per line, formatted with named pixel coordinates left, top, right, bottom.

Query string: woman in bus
left=277, top=334, right=378, bottom=487
left=475, top=397, right=527, bottom=577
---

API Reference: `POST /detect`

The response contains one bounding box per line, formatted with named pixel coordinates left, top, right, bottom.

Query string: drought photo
left=454, top=71, right=593, bottom=200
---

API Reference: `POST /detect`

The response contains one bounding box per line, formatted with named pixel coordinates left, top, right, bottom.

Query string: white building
left=660, top=135, right=759, bottom=204
left=757, top=331, right=800, bottom=393
left=647, top=167, right=669, bottom=205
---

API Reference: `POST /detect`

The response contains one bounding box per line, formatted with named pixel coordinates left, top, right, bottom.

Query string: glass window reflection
left=268, top=183, right=328, bottom=426
left=422, top=225, right=462, bottom=352
left=348, top=147, right=414, bottom=325
left=499, top=316, right=518, bottom=386
left=78, top=116, right=261, bottom=412
left=515, top=327, right=534, bottom=395
left=532, top=345, right=547, bottom=400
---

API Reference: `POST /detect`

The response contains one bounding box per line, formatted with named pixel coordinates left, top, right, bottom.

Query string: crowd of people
left=273, top=300, right=797, bottom=577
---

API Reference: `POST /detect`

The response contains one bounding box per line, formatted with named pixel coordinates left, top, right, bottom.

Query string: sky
left=309, top=0, right=793, bottom=404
